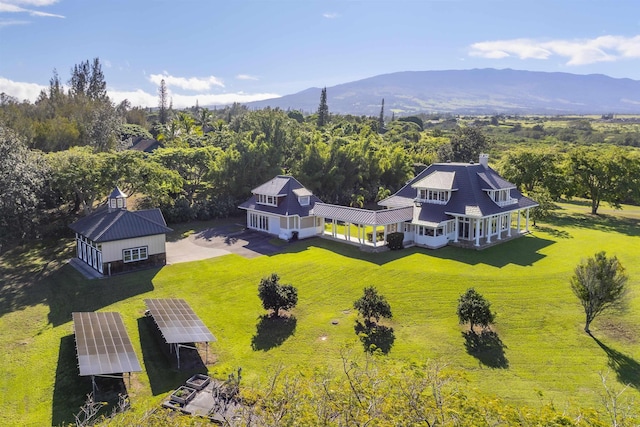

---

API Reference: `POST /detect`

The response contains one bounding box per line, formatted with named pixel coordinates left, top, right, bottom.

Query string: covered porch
left=451, top=207, right=534, bottom=249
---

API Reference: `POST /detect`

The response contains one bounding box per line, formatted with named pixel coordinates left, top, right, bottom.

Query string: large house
left=240, top=154, right=538, bottom=250
left=69, top=187, right=172, bottom=275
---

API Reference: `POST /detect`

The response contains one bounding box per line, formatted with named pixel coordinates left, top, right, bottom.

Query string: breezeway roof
left=313, top=203, right=413, bottom=225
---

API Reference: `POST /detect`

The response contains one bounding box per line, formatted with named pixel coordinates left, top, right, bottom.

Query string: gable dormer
left=293, top=187, right=313, bottom=206
left=411, top=171, right=456, bottom=205
left=108, top=186, right=127, bottom=212
left=252, top=175, right=289, bottom=207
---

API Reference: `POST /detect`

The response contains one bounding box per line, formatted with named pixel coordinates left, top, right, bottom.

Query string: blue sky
left=1, top=0, right=639, bottom=108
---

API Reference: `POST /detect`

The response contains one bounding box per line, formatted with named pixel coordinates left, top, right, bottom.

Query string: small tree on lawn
left=457, top=288, right=495, bottom=333
left=354, top=286, right=392, bottom=326
left=258, top=273, right=298, bottom=317
left=571, top=251, right=628, bottom=334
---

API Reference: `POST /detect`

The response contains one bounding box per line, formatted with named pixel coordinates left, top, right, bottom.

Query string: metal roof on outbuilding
left=69, top=205, right=172, bottom=242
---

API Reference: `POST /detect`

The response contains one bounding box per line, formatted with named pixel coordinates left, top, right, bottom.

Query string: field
left=1, top=200, right=639, bottom=426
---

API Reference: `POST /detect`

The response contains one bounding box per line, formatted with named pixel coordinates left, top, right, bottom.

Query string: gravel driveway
left=166, top=226, right=285, bottom=264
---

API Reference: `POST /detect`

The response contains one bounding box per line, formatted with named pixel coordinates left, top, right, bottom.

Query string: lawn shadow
left=462, top=330, right=509, bottom=369
left=533, top=225, right=572, bottom=239
left=251, top=314, right=297, bottom=351
left=354, top=320, right=395, bottom=355
left=137, top=316, right=206, bottom=396
left=544, top=207, right=640, bottom=238
left=47, top=266, right=157, bottom=326
left=52, top=335, right=92, bottom=426
left=284, top=235, right=554, bottom=268
left=592, top=335, right=640, bottom=390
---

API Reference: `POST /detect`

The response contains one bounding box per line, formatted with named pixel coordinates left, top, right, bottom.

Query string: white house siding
left=101, top=234, right=166, bottom=263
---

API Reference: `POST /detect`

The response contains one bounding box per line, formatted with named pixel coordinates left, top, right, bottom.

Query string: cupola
left=108, top=186, right=127, bottom=212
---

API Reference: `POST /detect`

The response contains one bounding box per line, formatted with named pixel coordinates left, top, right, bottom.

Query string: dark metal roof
left=73, top=312, right=142, bottom=376
left=380, top=162, right=538, bottom=220
left=144, top=298, right=216, bottom=344
left=69, top=205, right=172, bottom=243
left=130, top=138, right=163, bottom=153
left=239, top=175, right=321, bottom=217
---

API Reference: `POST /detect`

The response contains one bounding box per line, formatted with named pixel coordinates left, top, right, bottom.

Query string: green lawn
left=1, top=200, right=639, bottom=426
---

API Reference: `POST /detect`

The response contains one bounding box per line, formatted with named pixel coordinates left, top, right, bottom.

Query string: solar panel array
left=144, top=298, right=216, bottom=344
left=73, top=312, right=142, bottom=377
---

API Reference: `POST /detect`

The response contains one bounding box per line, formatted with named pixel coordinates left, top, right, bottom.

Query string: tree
left=378, top=98, right=385, bottom=132
left=353, top=286, right=392, bottom=325
left=0, top=126, right=49, bottom=245
left=567, top=147, right=636, bottom=215
left=570, top=251, right=628, bottom=334
left=317, top=87, right=329, bottom=127
left=258, top=273, right=298, bottom=317
left=158, top=79, right=169, bottom=125
left=437, top=127, right=491, bottom=163
left=457, top=288, right=495, bottom=333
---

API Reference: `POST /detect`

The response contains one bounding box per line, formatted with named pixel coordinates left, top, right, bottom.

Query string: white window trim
left=256, top=194, right=279, bottom=206
left=417, top=188, right=450, bottom=205
left=123, top=246, right=148, bottom=263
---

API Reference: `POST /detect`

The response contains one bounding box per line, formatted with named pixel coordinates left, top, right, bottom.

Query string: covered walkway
left=313, top=203, right=413, bottom=248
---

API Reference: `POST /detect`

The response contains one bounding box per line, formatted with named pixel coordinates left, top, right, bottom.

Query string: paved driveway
left=166, top=226, right=284, bottom=264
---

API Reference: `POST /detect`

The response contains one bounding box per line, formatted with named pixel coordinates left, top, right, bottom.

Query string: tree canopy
left=258, top=273, right=298, bottom=317
left=353, top=286, right=392, bottom=324
left=570, top=251, right=628, bottom=334
left=456, top=288, right=495, bottom=333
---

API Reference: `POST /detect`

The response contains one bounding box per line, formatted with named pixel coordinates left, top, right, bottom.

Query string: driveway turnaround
left=166, top=226, right=284, bottom=264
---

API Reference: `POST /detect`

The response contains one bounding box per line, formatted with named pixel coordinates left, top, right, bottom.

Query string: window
left=299, top=196, right=310, bottom=206
left=256, top=194, right=278, bottom=206
left=123, top=246, right=148, bottom=263
left=417, top=188, right=450, bottom=204
left=249, top=213, right=269, bottom=231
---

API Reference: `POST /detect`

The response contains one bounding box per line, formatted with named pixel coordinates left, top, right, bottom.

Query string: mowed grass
left=1, top=200, right=639, bottom=426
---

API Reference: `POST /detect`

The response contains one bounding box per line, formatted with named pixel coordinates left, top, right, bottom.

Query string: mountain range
left=244, top=68, right=640, bottom=116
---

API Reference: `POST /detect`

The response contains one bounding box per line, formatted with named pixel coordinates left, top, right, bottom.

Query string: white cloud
left=0, top=18, right=29, bottom=26
left=236, top=74, right=258, bottom=81
left=0, top=0, right=64, bottom=18
left=0, top=76, right=46, bottom=101
left=1, top=76, right=280, bottom=109
left=149, top=73, right=225, bottom=91
left=323, top=12, right=338, bottom=19
left=469, top=35, right=640, bottom=66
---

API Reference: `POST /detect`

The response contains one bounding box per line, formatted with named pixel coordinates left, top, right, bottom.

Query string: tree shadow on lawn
left=47, top=266, right=157, bottom=326
left=354, top=320, right=395, bottom=355
left=544, top=209, right=640, bottom=238
left=251, top=315, right=297, bottom=351
left=0, top=239, right=73, bottom=318
left=592, top=335, right=640, bottom=390
left=532, top=225, right=572, bottom=239
left=462, top=330, right=509, bottom=369
left=137, top=316, right=207, bottom=396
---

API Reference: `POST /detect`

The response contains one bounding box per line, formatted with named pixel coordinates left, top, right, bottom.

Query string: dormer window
left=417, top=188, right=451, bottom=204
left=293, top=187, right=313, bottom=207
left=487, top=189, right=517, bottom=207
left=256, top=194, right=278, bottom=206
left=299, top=195, right=310, bottom=206
left=107, top=186, right=127, bottom=211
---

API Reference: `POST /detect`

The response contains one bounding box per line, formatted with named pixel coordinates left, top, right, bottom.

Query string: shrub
left=386, top=232, right=404, bottom=250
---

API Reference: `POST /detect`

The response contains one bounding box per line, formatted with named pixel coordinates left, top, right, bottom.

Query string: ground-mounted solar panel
left=144, top=298, right=216, bottom=344
left=72, top=312, right=142, bottom=377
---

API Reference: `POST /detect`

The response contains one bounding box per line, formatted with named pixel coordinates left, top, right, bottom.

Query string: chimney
left=479, top=153, right=489, bottom=168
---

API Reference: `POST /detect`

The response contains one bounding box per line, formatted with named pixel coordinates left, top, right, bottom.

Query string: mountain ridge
left=241, top=68, right=640, bottom=115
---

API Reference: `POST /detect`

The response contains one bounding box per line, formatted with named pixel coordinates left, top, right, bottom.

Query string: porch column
left=347, top=223, right=351, bottom=242
left=454, top=217, right=459, bottom=243
left=383, top=225, right=388, bottom=245
left=525, top=209, right=530, bottom=232
left=486, top=217, right=492, bottom=244
left=373, top=225, right=377, bottom=248
left=474, top=218, right=480, bottom=247
left=507, top=212, right=512, bottom=237
left=517, top=209, right=521, bottom=233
